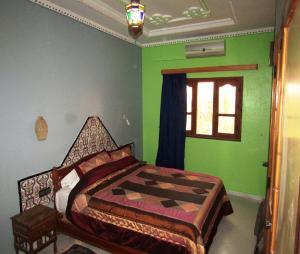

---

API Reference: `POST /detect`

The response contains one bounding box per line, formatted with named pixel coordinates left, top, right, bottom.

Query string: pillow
left=78, top=150, right=112, bottom=175
left=60, top=169, right=80, bottom=189
left=109, top=143, right=133, bottom=161
left=55, top=186, right=73, bottom=213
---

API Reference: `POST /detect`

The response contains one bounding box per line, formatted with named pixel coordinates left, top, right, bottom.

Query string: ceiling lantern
left=126, top=0, right=145, bottom=39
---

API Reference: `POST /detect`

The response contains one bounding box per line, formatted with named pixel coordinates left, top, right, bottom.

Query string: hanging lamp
left=126, top=0, right=145, bottom=39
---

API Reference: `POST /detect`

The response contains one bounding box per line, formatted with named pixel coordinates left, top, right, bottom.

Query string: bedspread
left=66, top=157, right=233, bottom=254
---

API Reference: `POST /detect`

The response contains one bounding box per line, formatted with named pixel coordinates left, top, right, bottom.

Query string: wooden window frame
left=186, top=77, right=243, bottom=141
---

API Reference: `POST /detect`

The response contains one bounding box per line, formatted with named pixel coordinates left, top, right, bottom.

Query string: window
left=186, top=77, right=243, bottom=141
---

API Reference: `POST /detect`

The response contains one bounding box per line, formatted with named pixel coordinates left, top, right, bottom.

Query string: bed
left=52, top=117, right=233, bottom=254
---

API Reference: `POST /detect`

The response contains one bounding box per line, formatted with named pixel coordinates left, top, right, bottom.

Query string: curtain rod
left=161, top=64, right=258, bottom=75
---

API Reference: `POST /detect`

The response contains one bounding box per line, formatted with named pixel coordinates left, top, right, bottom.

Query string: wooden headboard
left=18, top=116, right=118, bottom=212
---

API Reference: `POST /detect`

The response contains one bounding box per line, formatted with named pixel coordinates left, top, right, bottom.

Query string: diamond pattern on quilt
left=126, top=192, right=142, bottom=200
left=186, top=175, right=201, bottom=181
left=144, top=168, right=158, bottom=174
left=112, top=189, right=126, bottom=195
left=158, top=182, right=174, bottom=189
left=193, top=188, right=208, bottom=195
left=161, top=199, right=178, bottom=208
left=179, top=202, right=199, bottom=213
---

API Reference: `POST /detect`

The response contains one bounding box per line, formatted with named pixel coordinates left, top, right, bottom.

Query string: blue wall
left=0, top=0, right=142, bottom=252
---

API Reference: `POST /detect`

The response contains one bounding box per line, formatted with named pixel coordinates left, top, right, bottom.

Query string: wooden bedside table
left=11, top=205, right=57, bottom=254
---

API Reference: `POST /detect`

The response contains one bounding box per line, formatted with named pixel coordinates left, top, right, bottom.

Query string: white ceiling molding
left=183, top=6, right=210, bottom=19
left=148, top=18, right=235, bottom=37
left=197, top=0, right=210, bottom=12
left=28, top=0, right=275, bottom=48
left=149, top=0, right=211, bottom=26
left=29, top=0, right=142, bottom=46
left=182, top=0, right=211, bottom=19
left=79, top=0, right=127, bottom=26
left=142, top=27, right=274, bottom=48
left=168, top=17, right=193, bottom=24
left=149, top=14, right=173, bottom=26
left=229, top=1, right=238, bottom=24
left=115, top=0, right=129, bottom=5
left=149, top=15, right=192, bottom=26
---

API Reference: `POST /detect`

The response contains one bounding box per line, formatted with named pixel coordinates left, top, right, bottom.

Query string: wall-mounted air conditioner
left=185, top=40, right=225, bottom=58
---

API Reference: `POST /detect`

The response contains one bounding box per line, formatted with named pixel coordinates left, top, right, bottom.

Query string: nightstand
left=11, top=205, right=57, bottom=254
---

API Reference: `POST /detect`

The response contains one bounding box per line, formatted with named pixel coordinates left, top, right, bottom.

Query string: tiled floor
left=209, top=195, right=259, bottom=254
left=41, top=195, right=259, bottom=254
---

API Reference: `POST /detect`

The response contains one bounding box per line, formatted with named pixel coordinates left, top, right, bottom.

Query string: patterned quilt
left=66, top=157, right=233, bottom=254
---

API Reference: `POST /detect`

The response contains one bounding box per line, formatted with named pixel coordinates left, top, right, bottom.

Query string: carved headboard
left=61, top=116, right=118, bottom=167
left=18, top=116, right=118, bottom=212
left=18, top=170, right=53, bottom=212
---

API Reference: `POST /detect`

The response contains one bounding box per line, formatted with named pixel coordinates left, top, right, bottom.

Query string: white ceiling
left=30, top=0, right=275, bottom=47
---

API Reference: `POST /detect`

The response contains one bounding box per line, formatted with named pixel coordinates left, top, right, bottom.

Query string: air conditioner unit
left=185, top=40, right=225, bottom=58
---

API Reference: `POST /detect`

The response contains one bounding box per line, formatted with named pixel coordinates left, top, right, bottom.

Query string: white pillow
left=61, top=169, right=80, bottom=189
left=55, top=186, right=72, bottom=213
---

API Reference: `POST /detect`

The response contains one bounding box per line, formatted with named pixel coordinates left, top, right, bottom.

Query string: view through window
left=186, top=77, right=243, bottom=141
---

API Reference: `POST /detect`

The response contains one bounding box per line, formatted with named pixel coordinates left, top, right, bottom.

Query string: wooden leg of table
left=54, top=240, right=57, bottom=253
left=14, top=245, right=19, bottom=254
left=29, top=242, right=34, bottom=254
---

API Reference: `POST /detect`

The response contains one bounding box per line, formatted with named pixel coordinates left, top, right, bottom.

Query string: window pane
left=219, top=84, right=236, bottom=114
left=196, top=82, right=214, bottom=135
left=186, top=114, right=192, bottom=131
left=187, top=86, right=192, bottom=113
left=218, top=116, right=235, bottom=134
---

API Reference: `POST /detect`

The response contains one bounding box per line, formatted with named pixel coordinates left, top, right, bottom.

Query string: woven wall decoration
left=18, top=170, right=53, bottom=212
left=35, top=116, right=48, bottom=141
left=61, top=116, right=118, bottom=167
left=18, top=116, right=118, bottom=212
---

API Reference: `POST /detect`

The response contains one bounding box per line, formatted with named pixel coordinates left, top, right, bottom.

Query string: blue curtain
left=156, top=74, right=187, bottom=170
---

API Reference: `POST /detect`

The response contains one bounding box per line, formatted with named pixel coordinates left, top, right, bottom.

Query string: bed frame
left=51, top=116, right=229, bottom=254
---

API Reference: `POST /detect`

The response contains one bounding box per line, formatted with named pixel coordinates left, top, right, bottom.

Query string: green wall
left=142, top=32, right=274, bottom=197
